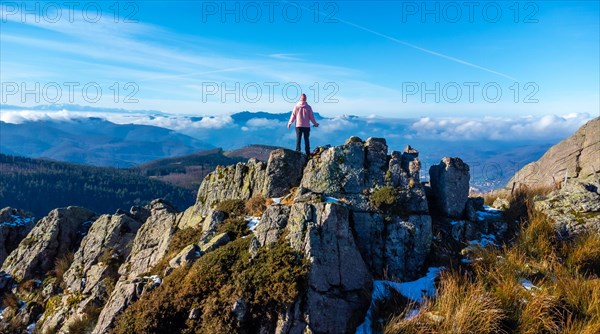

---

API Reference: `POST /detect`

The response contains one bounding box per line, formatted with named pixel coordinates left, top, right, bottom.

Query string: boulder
left=120, top=199, right=178, bottom=279
left=254, top=205, right=290, bottom=246
left=283, top=202, right=372, bottom=333
left=1, top=206, right=95, bottom=281
left=263, top=149, right=307, bottom=197
left=534, top=181, right=600, bottom=238
left=508, top=117, right=600, bottom=188
left=39, top=213, right=144, bottom=334
left=0, top=207, right=35, bottom=266
left=168, top=244, right=201, bottom=269
left=195, top=159, right=267, bottom=215
left=429, top=157, right=470, bottom=218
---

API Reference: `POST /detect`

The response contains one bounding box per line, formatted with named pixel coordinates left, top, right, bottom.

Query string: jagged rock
left=129, top=206, right=151, bottom=223
left=534, top=181, right=600, bottom=238
left=195, top=159, right=267, bottom=215
left=39, top=213, right=144, bottom=334
left=263, top=149, right=307, bottom=197
left=91, top=200, right=178, bottom=334
left=201, top=210, right=226, bottom=236
left=168, top=244, right=201, bottom=269
left=402, top=145, right=421, bottom=181
left=200, top=233, right=230, bottom=253
left=248, top=237, right=261, bottom=259
left=300, top=139, right=367, bottom=195
left=254, top=205, right=290, bottom=246
left=1, top=206, right=95, bottom=281
left=284, top=202, right=372, bottom=333
left=378, top=215, right=432, bottom=280
left=92, top=281, right=140, bottom=334
left=508, top=117, right=600, bottom=188
left=465, top=197, right=485, bottom=221
left=0, top=207, right=35, bottom=267
left=63, top=214, right=143, bottom=294
left=364, top=138, right=388, bottom=188
left=120, top=199, right=178, bottom=279
left=429, top=157, right=470, bottom=218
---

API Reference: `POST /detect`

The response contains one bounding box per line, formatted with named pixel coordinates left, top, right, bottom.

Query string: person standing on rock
left=288, top=93, right=319, bottom=155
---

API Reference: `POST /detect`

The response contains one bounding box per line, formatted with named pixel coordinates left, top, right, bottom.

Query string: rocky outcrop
left=534, top=181, right=600, bottom=238
left=1, top=206, right=95, bottom=281
left=38, top=212, right=145, bottom=334
left=263, top=149, right=307, bottom=197
left=429, top=157, right=470, bottom=218
left=0, top=207, right=35, bottom=266
left=280, top=202, right=372, bottom=334
left=508, top=117, right=600, bottom=188
left=92, top=199, right=178, bottom=334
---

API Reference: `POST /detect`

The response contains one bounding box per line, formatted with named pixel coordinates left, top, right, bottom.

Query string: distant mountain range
left=1, top=107, right=574, bottom=190
left=0, top=118, right=212, bottom=167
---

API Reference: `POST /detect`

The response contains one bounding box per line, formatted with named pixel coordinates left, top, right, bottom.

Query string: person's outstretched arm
left=287, top=107, right=297, bottom=129
left=309, top=106, right=319, bottom=127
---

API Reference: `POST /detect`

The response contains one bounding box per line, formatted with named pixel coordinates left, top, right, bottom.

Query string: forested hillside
left=0, top=154, right=195, bottom=217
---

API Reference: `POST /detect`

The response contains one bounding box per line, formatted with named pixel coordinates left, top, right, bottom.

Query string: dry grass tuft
left=565, top=232, right=600, bottom=277
left=385, top=271, right=505, bottom=334
left=54, top=251, right=75, bottom=288
left=245, top=194, right=267, bottom=216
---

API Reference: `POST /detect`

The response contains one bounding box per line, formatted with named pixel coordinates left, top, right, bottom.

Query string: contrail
left=290, top=1, right=517, bottom=81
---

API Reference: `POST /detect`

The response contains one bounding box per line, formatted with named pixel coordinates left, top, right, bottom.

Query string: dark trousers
left=295, top=127, right=310, bottom=155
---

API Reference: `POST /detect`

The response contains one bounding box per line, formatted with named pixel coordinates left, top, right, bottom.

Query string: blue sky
left=1, top=0, right=599, bottom=118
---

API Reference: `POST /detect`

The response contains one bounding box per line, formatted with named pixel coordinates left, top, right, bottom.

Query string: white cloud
left=245, top=118, right=285, bottom=129
left=410, top=113, right=593, bottom=141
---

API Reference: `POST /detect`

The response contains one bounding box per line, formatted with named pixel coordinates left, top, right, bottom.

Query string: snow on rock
left=520, top=278, right=538, bottom=291
left=355, top=267, right=444, bottom=334
left=476, top=206, right=502, bottom=221
left=271, top=197, right=282, bottom=204
left=245, top=216, right=261, bottom=232
left=467, top=234, right=497, bottom=248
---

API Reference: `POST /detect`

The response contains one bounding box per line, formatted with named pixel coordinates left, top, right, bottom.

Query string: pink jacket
left=288, top=101, right=318, bottom=128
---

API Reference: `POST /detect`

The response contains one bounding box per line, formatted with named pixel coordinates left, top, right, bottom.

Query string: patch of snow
left=355, top=267, right=444, bottom=334
left=405, top=308, right=420, bottom=320
left=324, top=196, right=341, bottom=204
left=271, top=197, right=282, bottom=204
left=450, top=221, right=460, bottom=226
left=245, top=216, right=261, bottom=232
left=520, top=278, right=538, bottom=291
left=476, top=206, right=502, bottom=221
left=26, top=322, right=36, bottom=334
left=468, top=234, right=497, bottom=248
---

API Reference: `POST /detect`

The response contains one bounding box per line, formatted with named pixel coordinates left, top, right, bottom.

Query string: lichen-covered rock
left=534, top=181, right=600, bottom=238
left=508, top=117, right=600, bottom=188
left=199, top=232, right=230, bottom=253
left=254, top=205, right=290, bottom=246
left=429, top=157, right=470, bottom=218
left=120, top=199, right=178, bottom=279
left=283, top=202, right=372, bottom=333
left=1, top=206, right=95, bottom=281
left=263, top=149, right=307, bottom=197
left=39, top=213, right=144, bottom=334
left=90, top=200, right=177, bottom=334
left=0, top=207, right=35, bottom=267
left=168, top=244, right=201, bottom=269
left=195, top=159, right=267, bottom=215
left=63, top=214, right=143, bottom=294
left=364, top=138, right=388, bottom=188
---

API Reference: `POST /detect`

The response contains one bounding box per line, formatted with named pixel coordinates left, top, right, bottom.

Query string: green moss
left=371, top=186, right=397, bottom=209
left=214, top=199, right=245, bottom=216
left=216, top=217, right=250, bottom=240
left=66, top=293, right=84, bottom=308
